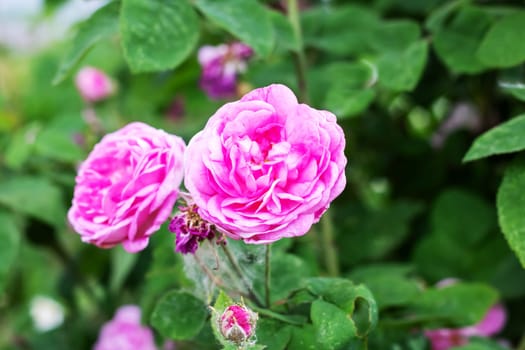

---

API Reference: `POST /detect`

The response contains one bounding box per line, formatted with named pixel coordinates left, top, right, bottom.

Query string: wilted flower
left=94, top=305, right=156, bottom=350
left=198, top=42, right=253, bottom=99
left=184, top=84, right=347, bottom=244
left=75, top=66, right=115, bottom=103
left=29, top=295, right=65, bottom=332
left=219, top=304, right=258, bottom=345
left=168, top=203, right=215, bottom=254
left=68, top=122, right=186, bottom=253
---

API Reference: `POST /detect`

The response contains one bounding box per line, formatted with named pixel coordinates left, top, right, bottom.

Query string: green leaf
left=194, top=0, right=274, bottom=56
left=407, top=282, right=498, bottom=327
left=288, top=324, right=319, bottom=350
left=311, top=299, right=356, bottom=349
left=306, top=278, right=378, bottom=337
left=432, top=6, right=491, bottom=74
left=499, top=81, right=525, bottom=102
left=369, top=20, right=421, bottom=53
left=269, top=10, right=299, bottom=52
left=477, top=11, right=525, bottom=68
left=376, top=41, right=428, bottom=91
left=497, top=159, right=525, bottom=268
left=4, top=123, right=40, bottom=170
left=53, top=2, right=119, bottom=84
left=464, top=114, right=525, bottom=162
left=150, top=290, right=208, bottom=340
left=0, top=211, right=21, bottom=293
left=210, top=290, right=233, bottom=347
left=120, top=0, right=199, bottom=73
left=110, top=246, right=138, bottom=293
left=256, top=318, right=293, bottom=350
left=0, top=176, right=66, bottom=228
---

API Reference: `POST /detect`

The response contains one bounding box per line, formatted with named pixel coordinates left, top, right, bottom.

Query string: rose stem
left=264, top=244, right=272, bottom=308
left=220, top=243, right=264, bottom=307
left=321, top=209, right=339, bottom=276
left=193, top=251, right=247, bottom=298
left=287, top=0, right=309, bottom=103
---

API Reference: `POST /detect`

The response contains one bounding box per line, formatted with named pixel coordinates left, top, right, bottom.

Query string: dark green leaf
left=311, top=299, right=356, bottom=349
left=150, top=290, right=208, bottom=340
left=464, top=114, right=525, bottom=162
left=120, top=0, right=199, bottom=73
left=432, top=6, right=491, bottom=74
left=0, top=211, right=21, bottom=293
left=477, top=11, right=525, bottom=68
left=288, top=324, right=319, bottom=350
left=0, top=176, right=66, bottom=228
left=497, top=159, right=525, bottom=268
left=53, top=2, right=119, bottom=84
left=376, top=41, right=428, bottom=91
left=194, top=0, right=274, bottom=56
left=256, top=318, right=293, bottom=350
left=369, top=20, right=421, bottom=53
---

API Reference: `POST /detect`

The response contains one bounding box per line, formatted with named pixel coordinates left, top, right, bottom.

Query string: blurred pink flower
left=94, top=305, right=156, bottom=350
left=425, top=283, right=507, bottom=350
left=184, top=84, right=347, bottom=244
left=198, top=42, right=253, bottom=100
left=219, top=304, right=257, bottom=345
left=68, top=122, right=186, bottom=253
left=75, top=66, right=114, bottom=103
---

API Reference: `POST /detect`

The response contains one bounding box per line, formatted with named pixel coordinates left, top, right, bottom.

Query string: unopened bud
left=219, top=304, right=257, bottom=345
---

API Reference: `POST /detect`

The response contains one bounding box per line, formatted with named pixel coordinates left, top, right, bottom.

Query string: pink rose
left=184, top=84, right=347, bottom=243
left=219, top=304, right=258, bottom=345
left=94, top=305, right=156, bottom=350
left=75, top=66, right=115, bottom=102
left=68, top=122, right=185, bottom=253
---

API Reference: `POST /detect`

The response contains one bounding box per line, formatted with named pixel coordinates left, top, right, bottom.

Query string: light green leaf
left=376, top=41, right=428, bottom=91
left=4, top=123, right=40, bottom=170
left=150, top=290, right=208, bottom=340
left=369, top=20, right=421, bottom=53
left=464, top=114, right=525, bottom=162
left=497, top=159, right=525, bottom=268
left=433, top=6, right=491, bottom=74
left=0, top=176, right=66, bottom=228
left=256, top=319, right=293, bottom=350
left=311, top=299, right=356, bottom=349
left=194, top=0, right=274, bottom=56
left=0, top=211, right=21, bottom=293
left=477, top=11, right=525, bottom=68
left=53, top=2, right=119, bottom=84
left=110, top=246, right=138, bottom=293
left=120, top=0, right=199, bottom=73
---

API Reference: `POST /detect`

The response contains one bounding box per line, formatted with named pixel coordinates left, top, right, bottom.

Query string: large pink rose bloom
left=94, top=305, right=156, bottom=350
left=68, top=122, right=185, bottom=253
left=185, top=84, right=347, bottom=243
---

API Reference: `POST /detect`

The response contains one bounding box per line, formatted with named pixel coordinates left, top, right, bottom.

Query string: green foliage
left=477, top=11, right=525, bottom=68
left=195, top=0, right=274, bottom=57
left=53, top=2, right=119, bottom=84
left=120, top=0, right=200, bottom=73
left=464, top=114, right=525, bottom=162
left=497, top=159, right=525, bottom=268
left=0, top=211, right=21, bottom=293
left=150, top=290, right=208, bottom=340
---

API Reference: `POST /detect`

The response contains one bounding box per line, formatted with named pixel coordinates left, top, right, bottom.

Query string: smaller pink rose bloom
left=75, top=66, right=115, bottom=103
left=219, top=304, right=258, bottom=345
left=185, top=84, right=347, bottom=244
left=425, top=301, right=507, bottom=350
left=68, top=122, right=186, bottom=253
left=94, top=305, right=156, bottom=350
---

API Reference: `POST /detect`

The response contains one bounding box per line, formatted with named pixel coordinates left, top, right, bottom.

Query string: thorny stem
left=220, top=243, right=264, bottom=307
left=264, top=244, right=272, bottom=308
left=321, top=209, right=339, bottom=276
left=287, top=0, right=309, bottom=103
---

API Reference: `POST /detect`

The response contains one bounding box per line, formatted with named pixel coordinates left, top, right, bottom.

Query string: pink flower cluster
left=68, top=84, right=346, bottom=252
left=68, top=122, right=185, bottom=253
left=75, top=66, right=114, bottom=103
left=198, top=42, right=253, bottom=100
left=94, top=305, right=156, bottom=350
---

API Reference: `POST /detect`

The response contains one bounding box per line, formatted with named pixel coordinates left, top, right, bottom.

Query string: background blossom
left=68, top=122, right=186, bottom=253
left=184, top=84, right=346, bottom=244
left=75, top=66, right=115, bottom=103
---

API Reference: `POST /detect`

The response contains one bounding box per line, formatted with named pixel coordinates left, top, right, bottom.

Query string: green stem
left=264, top=244, right=272, bottom=308
left=250, top=305, right=307, bottom=326
left=287, top=0, right=309, bottom=103
left=321, top=209, right=339, bottom=276
left=220, top=243, right=264, bottom=307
